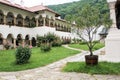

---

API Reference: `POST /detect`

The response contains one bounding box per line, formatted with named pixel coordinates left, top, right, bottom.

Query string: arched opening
left=30, top=17, right=36, bottom=27
left=63, top=26, right=66, bottom=32
left=0, top=33, right=3, bottom=50
left=55, top=23, right=57, bottom=29
left=6, top=34, right=14, bottom=49
left=50, top=17, right=54, bottom=27
left=38, top=15, right=43, bottom=26
left=0, top=33, right=3, bottom=45
left=6, top=12, right=14, bottom=26
left=16, top=34, right=22, bottom=46
left=31, top=37, right=36, bottom=47
left=57, top=24, right=60, bottom=31
left=25, top=35, right=30, bottom=46
left=45, top=15, right=49, bottom=26
left=116, top=0, right=120, bottom=29
left=50, top=21, right=54, bottom=27
left=0, top=10, right=4, bottom=24
left=24, top=16, right=30, bottom=27
left=16, top=14, right=23, bottom=26
left=61, top=25, right=64, bottom=31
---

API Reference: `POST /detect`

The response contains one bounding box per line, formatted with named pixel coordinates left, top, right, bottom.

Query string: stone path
left=0, top=45, right=120, bottom=80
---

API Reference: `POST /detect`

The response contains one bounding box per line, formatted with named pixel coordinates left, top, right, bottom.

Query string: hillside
left=48, top=0, right=109, bottom=22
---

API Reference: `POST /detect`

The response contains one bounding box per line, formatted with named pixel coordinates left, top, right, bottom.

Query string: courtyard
left=0, top=0, right=120, bottom=80
left=0, top=45, right=120, bottom=80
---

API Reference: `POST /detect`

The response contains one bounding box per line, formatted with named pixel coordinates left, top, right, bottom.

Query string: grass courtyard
left=63, top=62, right=120, bottom=75
left=69, top=42, right=104, bottom=51
left=0, top=47, right=79, bottom=72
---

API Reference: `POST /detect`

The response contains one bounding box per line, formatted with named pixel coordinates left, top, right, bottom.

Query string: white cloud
left=14, top=0, right=80, bottom=7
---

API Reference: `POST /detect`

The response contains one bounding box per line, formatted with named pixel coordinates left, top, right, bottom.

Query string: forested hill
left=48, top=0, right=109, bottom=21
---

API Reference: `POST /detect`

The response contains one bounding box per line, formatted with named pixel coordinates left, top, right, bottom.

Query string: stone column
left=3, top=39, right=6, bottom=50
left=14, top=17, right=16, bottom=26
left=13, top=39, right=16, bottom=48
left=36, top=18, right=38, bottom=27
left=3, top=15, right=6, bottom=25
left=22, top=19, right=24, bottom=27
left=22, top=39, right=25, bottom=47
left=30, top=40, right=32, bottom=46
left=109, top=2, right=116, bottom=28
left=49, top=19, right=50, bottom=27
left=3, top=39, right=6, bottom=45
left=43, top=17, right=45, bottom=26
left=53, top=21, right=55, bottom=27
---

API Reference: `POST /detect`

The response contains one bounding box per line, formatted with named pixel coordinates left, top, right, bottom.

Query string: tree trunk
left=89, top=46, right=93, bottom=56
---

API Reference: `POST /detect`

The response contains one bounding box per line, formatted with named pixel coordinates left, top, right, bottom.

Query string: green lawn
left=0, top=47, right=79, bottom=72
left=63, top=62, right=120, bottom=75
left=69, top=42, right=104, bottom=51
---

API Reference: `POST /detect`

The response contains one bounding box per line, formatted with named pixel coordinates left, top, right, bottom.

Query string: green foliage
left=37, top=36, right=45, bottom=47
left=52, top=41, right=62, bottom=47
left=0, top=47, right=79, bottom=71
left=40, top=43, right=51, bottom=52
left=45, top=33, right=57, bottom=43
left=15, top=46, right=32, bottom=64
left=37, top=33, right=62, bottom=47
left=52, top=38, right=62, bottom=47
left=48, top=0, right=109, bottom=22
left=63, top=62, right=120, bottom=75
left=79, top=41, right=87, bottom=45
left=74, top=3, right=111, bottom=56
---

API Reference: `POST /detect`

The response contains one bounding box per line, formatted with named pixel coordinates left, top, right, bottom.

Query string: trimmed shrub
left=93, top=40, right=99, bottom=43
left=45, top=33, right=57, bottom=43
left=62, top=39, right=71, bottom=44
left=52, top=41, right=62, bottom=47
left=41, top=43, right=51, bottom=52
left=52, top=37, right=62, bottom=47
left=79, top=41, right=87, bottom=45
left=15, top=46, right=32, bottom=64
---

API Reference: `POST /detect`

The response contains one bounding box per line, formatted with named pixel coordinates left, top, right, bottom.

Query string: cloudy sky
left=13, top=0, right=80, bottom=7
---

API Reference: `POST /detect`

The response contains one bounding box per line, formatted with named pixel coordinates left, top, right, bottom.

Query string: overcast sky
left=13, top=0, right=80, bottom=7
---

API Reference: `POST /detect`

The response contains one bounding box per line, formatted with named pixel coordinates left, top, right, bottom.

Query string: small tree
left=75, top=4, right=112, bottom=65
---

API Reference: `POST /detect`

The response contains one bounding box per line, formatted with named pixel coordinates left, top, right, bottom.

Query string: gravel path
left=0, top=45, right=120, bottom=80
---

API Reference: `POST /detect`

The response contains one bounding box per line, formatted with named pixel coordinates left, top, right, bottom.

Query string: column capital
left=109, top=2, right=116, bottom=9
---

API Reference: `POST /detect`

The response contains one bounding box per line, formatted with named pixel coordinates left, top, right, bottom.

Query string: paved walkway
left=0, top=45, right=120, bottom=80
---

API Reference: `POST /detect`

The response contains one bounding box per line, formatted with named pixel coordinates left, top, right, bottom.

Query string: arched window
left=30, top=17, right=36, bottom=27
left=6, top=12, right=14, bottom=25
left=16, top=14, right=23, bottom=26
left=57, top=24, right=60, bottom=31
left=16, top=34, right=22, bottom=46
left=24, top=16, right=30, bottom=27
left=0, top=33, right=3, bottom=45
left=31, top=37, right=36, bottom=47
left=45, top=15, right=49, bottom=26
left=50, top=21, right=54, bottom=27
left=50, top=17, right=54, bottom=27
left=38, top=15, right=43, bottom=26
left=0, top=10, right=4, bottom=24
left=25, top=35, right=30, bottom=46
left=7, top=34, right=14, bottom=44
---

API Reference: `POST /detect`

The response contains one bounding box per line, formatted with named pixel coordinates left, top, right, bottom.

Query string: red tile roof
left=0, top=0, right=60, bottom=16
left=29, top=4, right=60, bottom=16
left=0, top=0, right=30, bottom=12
